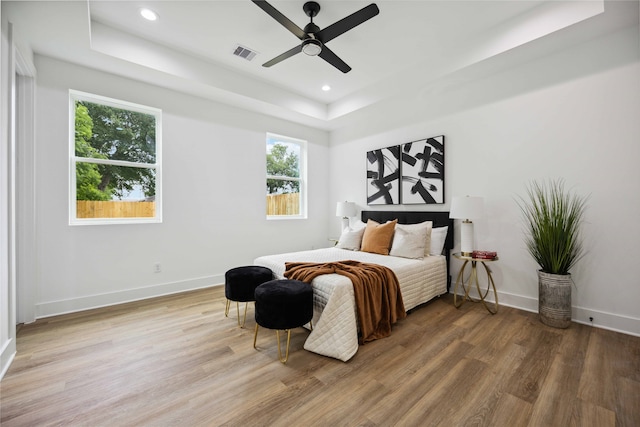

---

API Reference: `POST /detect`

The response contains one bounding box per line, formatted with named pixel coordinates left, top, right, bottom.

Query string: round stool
left=224, top=266, right=272, bottom=327
left=253, top=279, right=313, bottom=363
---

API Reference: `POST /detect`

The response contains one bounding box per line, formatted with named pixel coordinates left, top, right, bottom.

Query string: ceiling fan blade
left=263, top=45, right=303, bottom=68
left=251, top=0, right=306, bottom=40
left=316, top=3, right=379, bottom=44
left=318, top=46, right=351, bottom=73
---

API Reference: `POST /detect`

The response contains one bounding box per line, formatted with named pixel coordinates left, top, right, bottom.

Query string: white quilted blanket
left=254, top=248, right=447, bottom=361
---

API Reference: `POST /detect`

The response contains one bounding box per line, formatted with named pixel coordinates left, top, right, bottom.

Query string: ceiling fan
left=251, top=0, right=379, bottom=73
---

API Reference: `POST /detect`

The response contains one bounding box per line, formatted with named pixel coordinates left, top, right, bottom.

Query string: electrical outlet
left=154, top=262, right=161, bottom=273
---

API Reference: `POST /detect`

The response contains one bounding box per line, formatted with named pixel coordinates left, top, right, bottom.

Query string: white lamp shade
left=336, top=201, right=357, bottom=218
left=450, top=196, right=485, bottom=220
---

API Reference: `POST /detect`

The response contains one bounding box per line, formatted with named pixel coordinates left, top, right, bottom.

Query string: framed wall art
left=366, top=146, right=400, bottom=205
left=400, top=135, right=445, bottom=204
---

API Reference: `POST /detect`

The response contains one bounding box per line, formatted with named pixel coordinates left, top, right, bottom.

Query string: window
left=70, top=90, right=161, bottom=224
left=266, top=133, right=306, bottom=219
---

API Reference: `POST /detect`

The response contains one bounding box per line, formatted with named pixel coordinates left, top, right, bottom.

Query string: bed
left=254, top=211, right=454, bottom=361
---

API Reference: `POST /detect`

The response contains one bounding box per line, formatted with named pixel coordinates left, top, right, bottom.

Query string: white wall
left=0, top=2, right=18, bottom=380
left=32, top=55, right=330, bottom=317
left=329, top=25, right=640, bottom=335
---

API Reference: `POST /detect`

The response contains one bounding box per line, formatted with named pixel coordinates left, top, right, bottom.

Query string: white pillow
left=430, top=226, right=448, bottom=255
left=336, top=224, right=366, bottom=251
left=350, top=219, right=366, bottom=230
left=389, top=221, right=432, bottom=259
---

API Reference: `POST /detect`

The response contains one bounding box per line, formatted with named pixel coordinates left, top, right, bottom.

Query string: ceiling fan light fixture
left=302, top=38, right=322, bottom=56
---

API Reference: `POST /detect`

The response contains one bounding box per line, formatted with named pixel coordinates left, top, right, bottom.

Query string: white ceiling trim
left=88, top=0, right=605, bottom=128
left=5, top=0, right=636, bottom=132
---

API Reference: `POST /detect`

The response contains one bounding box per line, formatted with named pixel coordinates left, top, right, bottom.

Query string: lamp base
left=460, top=220, right=474, bottom=255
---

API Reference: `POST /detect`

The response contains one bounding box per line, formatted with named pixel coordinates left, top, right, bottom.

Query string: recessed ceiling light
left=140, top=8, right=158, bottom=21
left=322, top=85, right=331, bottom=92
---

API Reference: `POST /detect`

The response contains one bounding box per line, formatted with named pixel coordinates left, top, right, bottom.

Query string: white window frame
left=266, top=133, right=307, bottom=220
left=69, top=90, right=162, bottom=225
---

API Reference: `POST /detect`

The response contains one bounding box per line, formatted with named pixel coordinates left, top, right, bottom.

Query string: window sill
left=266, top=215, right=307, bottom=221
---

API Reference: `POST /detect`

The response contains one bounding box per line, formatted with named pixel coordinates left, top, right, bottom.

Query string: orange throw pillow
left=361, top=219, right=397, bottom=255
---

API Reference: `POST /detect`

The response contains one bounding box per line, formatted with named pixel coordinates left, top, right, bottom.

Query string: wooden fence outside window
left=266, top=193, right=299, bottom=216
left=77, top=193, right=299, bottom=218
left=76, top=200, right=155, bottom=218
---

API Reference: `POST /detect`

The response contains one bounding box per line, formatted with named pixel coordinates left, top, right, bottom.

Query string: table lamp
left=450, top=196, right=485, bottom=256
left=336, top=201, right=357, bottom=231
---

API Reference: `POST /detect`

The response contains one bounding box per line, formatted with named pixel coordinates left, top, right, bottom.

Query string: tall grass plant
left=518, top=179, right=588, bottom=275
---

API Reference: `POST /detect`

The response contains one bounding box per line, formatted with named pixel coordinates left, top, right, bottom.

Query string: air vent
left=233, top=45, right=258, bottom=61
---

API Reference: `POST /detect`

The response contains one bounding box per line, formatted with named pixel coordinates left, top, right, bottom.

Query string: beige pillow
left=389, top=221, right=432, bottom=259
left=361, top=219, right=397, bottom=255
left=336, top=225, right=366, bottom=251
left=393, top=221, right=433, bottom=257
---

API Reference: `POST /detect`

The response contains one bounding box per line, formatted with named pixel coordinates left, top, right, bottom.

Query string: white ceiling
left=3, top=0, right=638, bottom=130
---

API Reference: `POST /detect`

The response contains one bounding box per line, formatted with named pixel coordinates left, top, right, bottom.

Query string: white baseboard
left=1, top=338, right=16, bottom=381
left=572, top=306, right=640, bottom=337
left=451, top=288, right=640, bottom=337
left=35, top=274, right=224, bottom=319
left=33, top=276, right=640, bottom=338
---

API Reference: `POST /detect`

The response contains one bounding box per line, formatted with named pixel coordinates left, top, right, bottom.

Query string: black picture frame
left=400, top=135, right=445, bottom=204
left=366, top=146, right=400, bottom=205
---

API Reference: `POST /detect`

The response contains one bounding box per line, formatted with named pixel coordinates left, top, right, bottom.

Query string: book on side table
left=472, top=250, right=498, bottom=260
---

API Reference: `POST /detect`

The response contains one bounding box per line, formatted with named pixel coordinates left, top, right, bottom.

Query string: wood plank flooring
left=1, top=286, right=639, bottom=426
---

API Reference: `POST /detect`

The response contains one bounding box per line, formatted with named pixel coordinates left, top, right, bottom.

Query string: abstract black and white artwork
left=400, top=136, right=445, bottom=204
left=366, top=146, right=400, bottom=205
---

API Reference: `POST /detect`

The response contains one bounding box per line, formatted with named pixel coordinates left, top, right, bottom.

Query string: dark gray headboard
left=361, top=210, right=454, bottom=290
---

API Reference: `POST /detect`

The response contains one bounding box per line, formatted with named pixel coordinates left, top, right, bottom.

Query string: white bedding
left=254, top=247, right=447, bottom=361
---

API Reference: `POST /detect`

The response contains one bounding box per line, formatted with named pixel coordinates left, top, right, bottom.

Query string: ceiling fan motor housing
left=303, top=22, right=320, bottom=34
left=302, top=21, right=322, bottom=55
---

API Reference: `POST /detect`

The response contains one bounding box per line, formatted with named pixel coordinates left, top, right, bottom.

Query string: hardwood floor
left=1, top=286, right=639, bottom=426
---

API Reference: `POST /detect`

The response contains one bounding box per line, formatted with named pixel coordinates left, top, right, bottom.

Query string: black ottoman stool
left=225, top=266, right=272, bottom=327
left=253, top=279, right=313, bottom=363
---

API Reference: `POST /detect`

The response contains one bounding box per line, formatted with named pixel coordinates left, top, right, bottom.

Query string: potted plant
left=518, top=179, right=588, bottom=328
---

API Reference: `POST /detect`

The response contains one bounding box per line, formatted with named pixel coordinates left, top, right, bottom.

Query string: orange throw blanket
left=284, top=260, right=406, bottom=344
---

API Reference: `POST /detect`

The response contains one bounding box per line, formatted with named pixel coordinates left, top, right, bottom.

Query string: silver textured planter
left=538, top=271, right=572, bottom=328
